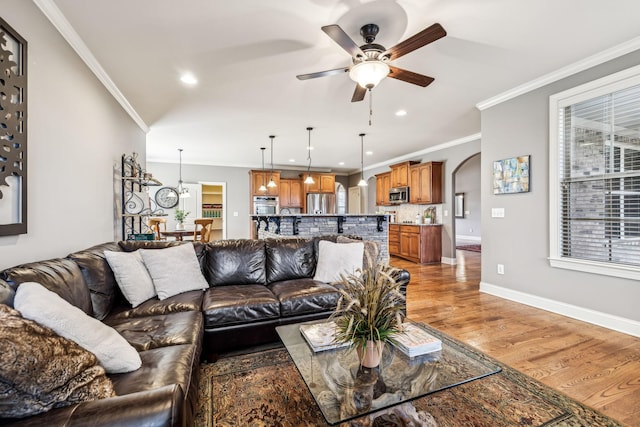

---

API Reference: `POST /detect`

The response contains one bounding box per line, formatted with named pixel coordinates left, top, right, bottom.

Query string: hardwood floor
left=391, top=251, right=640, bottom=427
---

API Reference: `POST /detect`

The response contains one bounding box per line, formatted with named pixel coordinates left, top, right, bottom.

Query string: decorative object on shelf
left=0, top=17, right=27, bottom=237
left=174, top=209, right=190, bottom=231
left=358, top=133, right=367, bottom=187
left=176, top=148, right=190, bottom=198
left=331, top=263, right=406, bottom=368
left=258, top=147, right=267, bottom=193
left=267, top=135, right=277, bottom=188
left=304, top=127, right=315, bottom=185
left=493, top=155, right=530, bottom=194
left=155, top=187, right=179, bottom=209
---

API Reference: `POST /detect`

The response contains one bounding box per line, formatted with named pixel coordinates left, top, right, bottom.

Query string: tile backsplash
left=378, top=204, right=443, bottom=224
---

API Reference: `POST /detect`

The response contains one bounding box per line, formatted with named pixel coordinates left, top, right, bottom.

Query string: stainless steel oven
left=389, top=187, right=409, bottom=204
left=253, top=196, right=279, bottom=215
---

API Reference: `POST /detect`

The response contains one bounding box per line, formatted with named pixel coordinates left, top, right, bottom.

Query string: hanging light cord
left=269, top=135, right=275, bottom=181
left=360, top=133, right=365, bottom=179
left=178, top=148, right=183, bottom=192
left=306, top=127, right=313, bottom=174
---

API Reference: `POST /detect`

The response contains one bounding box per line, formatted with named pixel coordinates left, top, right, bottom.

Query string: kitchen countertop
left=390, top=222, right=443, bottom=226
left=251, top=213, right=389, bottom=217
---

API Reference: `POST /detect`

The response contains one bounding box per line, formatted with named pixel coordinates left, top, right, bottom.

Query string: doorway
left=180, top=182, right=227, bottom=240
left=452, top=153, right=481, bottom=256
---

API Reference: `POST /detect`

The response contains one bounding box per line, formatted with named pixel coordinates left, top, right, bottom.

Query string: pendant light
left=267, top=135, right=277, bottom=188
left=177, top=148, right=191, bottom=198
left=304, top=127, right=315, bottom=185
left=357, top=133, right=367, bottom=187
left=259, top=147, right=267, bottom=193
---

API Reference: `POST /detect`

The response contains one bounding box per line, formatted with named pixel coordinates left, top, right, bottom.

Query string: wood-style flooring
left=391, top=250, right=640, bottom=427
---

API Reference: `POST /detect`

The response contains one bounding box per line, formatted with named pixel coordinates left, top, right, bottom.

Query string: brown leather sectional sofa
left=0, top=236, right=409, bottom=426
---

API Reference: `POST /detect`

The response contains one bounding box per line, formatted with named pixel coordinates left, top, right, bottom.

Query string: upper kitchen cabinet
left=250, top=170, right=280, bottom=196
left=375, top=172, right=391, bottom=206
left=280, top=178, right=303, bottom=208
left=390, top=161, right=419, bottom=188
left=409, top=162, right=443, bottom=204
left=302, top=173, right=335, bottom=194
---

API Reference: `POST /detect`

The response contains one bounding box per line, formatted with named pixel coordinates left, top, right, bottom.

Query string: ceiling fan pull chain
left=369, top=89, right=373, bottom=126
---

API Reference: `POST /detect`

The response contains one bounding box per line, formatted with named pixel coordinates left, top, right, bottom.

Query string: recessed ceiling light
left=366, top=151, right=373, bottom=156
left=395, top=109, right=407, bottom=116
left=289, top=158, right=295, bottom=162
left=339, top=162, right=345, bottom=166
left=180, top=73, right=198, bottom=85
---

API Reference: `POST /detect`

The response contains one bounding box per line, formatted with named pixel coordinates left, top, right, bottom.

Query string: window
left=336, top=183, right=346, bottom=214
left=550, top=65, right=640, bottom=280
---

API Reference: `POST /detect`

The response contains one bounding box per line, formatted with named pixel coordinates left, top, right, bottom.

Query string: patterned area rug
left=194, top=335, right=622, bottom=426
left=456, top=244, right=481, bottom=253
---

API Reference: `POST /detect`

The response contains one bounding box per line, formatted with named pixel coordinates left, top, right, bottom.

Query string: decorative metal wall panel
left=0, top=17, right=27, bottom=236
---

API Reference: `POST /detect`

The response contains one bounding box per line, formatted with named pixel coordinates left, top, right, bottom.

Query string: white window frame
left=549, top=64, right=640, bottom=280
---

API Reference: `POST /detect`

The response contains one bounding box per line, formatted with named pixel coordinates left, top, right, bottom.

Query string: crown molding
left=33, top=0, right=149, bottom=133
left=476, top=36, right=640, bottom=111
left=364, top=132, right=481, bottom=172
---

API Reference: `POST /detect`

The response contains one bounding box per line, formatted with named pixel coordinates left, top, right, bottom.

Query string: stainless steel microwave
left=389, top=187, right=409, bottom=204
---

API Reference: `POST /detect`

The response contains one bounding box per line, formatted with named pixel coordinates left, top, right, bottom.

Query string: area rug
left=456, top=244, right=481, bottom=253
left=194, top=335, right=622, bottom=426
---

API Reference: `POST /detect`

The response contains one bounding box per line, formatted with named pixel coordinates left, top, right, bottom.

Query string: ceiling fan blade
left=388, top=66, right=435, bottom=87
left=322, top=24, right=365, bottom=59
left=383, top=23, right=446, bottom=60
left=351, top=84, right=367, bottom=102
left=296, top=67, right=349, bottom=80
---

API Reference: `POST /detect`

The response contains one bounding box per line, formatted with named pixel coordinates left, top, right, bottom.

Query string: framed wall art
left=0, top=17, right=27, bottom=236
left=493, top=155, right=530, bottom=194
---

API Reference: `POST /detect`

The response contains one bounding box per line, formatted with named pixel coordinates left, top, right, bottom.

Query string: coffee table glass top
left=276, top=320, right=501, bottom=425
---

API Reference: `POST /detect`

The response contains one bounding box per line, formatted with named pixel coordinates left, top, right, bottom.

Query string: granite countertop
left=390, top=222, right=443, bottom=226
left=251, top=213, right=389, bottom=217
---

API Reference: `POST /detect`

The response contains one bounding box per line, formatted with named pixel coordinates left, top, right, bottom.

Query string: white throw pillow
left=140, top=243, right=209, bottom=300
left=313, top=240, right=365, bottom=283
left=104, top=250, right=156, bottom=307
left=14, top=282, right=142, bottom=374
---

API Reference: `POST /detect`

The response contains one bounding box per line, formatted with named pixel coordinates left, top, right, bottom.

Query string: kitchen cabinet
left=302, top=173, right=335, bottom=194
left=250, top=170, right=280, bottom=196
left=409, top=161, right=443, bottom=204
left=389, top=224, right=442, bottom=264
left=280, top=178, right=303, bottom=208
left=390, top=161, right=419, bottom=188
left=375, top=172, right=391, bottom=206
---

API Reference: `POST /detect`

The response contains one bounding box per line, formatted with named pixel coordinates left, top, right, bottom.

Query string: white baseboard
left=480, top=282, right=640, bottom=338
left=441, top=257, right=456, bottom=265
left=456, top=235, right=481, bottom=243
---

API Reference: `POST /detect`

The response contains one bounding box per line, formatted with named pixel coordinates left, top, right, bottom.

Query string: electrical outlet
left=497, top=264, right=505, bottom=275
left=233, top=211, right=238, bottom=217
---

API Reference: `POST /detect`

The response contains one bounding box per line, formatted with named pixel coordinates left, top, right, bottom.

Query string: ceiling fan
left=297, top=22, right=446, bottom=102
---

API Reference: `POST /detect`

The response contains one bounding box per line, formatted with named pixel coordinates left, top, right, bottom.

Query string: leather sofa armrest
left=0, top=279, right=15, bottom=306
left=392, top=268, right=411, bottom=296
left=3, top=384, right=185, bottom=427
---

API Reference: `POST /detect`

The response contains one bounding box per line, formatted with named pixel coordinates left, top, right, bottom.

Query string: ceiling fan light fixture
left=349, top=61, right=389, bottom=89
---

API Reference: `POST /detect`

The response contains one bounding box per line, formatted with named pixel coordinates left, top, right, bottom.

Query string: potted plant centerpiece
left=332, top=263, right=406, bottom=368
left=174, top=209, right=190, bottom=230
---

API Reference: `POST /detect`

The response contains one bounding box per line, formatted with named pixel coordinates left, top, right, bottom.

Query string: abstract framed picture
left=0, top=17, right=27, bottom=236
left=493, top=155, right=530, bottom=194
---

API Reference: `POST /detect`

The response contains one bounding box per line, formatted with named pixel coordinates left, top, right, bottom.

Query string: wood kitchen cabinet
left=302, top=173, right=335, bottom=194
left=375, top=172, right=391, bottom=206
left=279, top=178, right=302, bottom=208
left=389, top=224, right=442, bottom=264
left=250, top=170, right=280, bottom=196
left=409, top=162, right=443, bottom=204
left=390, top=161, right=419, bottom=188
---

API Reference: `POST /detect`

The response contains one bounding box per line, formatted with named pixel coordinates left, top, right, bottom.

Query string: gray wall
left=0, top=1, right=146, bottom=269
left=147, top=162, right=252, bottom=239
left=454, top=154, right=481, bottom=240
left=481, top=50, right=640, bottom=322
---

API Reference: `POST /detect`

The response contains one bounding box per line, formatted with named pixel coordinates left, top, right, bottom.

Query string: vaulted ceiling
left=49, top=0, right=640, bottom=173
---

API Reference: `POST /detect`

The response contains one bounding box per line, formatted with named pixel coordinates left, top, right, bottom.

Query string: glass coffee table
left=276, top=320, right=501, bottom=426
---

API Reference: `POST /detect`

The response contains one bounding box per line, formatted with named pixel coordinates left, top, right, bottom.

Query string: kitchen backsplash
left=379, top=204, right=443, bottom=224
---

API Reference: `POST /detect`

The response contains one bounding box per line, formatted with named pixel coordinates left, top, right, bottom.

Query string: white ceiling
left=50, top=0, right=640, bottom=173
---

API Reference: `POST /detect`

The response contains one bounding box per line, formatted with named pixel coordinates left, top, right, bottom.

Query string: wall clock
left=155, top=187, right=179, bottom=209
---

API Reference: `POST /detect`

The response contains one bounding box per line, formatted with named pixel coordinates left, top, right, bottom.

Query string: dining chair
left=148, top=217, right=167, bottom=240
left=193, top=218, right=214, bottom=242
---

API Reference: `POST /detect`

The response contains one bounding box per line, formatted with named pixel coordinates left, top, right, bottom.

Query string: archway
left=451, top=152, right=481, bottom=261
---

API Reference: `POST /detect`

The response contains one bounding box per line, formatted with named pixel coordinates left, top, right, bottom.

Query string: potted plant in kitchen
left=174, top=209, right=190, bottom=231
left=331, top=263, right=406, bottom=368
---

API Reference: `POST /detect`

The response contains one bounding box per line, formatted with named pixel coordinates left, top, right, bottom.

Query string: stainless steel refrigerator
left=306, top=193, right=336, bottom=214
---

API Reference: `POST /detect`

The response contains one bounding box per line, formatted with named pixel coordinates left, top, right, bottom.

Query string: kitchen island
left=252, top=214, right=390, bottom=261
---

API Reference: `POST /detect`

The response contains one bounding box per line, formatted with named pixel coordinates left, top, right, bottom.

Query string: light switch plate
left=491, top=208, right=505, bottom=218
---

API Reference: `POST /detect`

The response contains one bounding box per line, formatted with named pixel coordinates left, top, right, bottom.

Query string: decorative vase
left=357, top=340, right=384, bottom=368
left=175, top=221, right=185, bottom=231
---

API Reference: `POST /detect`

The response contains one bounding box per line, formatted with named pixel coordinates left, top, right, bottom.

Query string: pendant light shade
left=267, top=135, right=277, bottom=188
left=358, top=133, right=367, bottom=187
left=259, top=147, right=267, bottom=193
left=304, top=127, right=315, bottom=185
left=177, top=148, right=191, bottom=198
